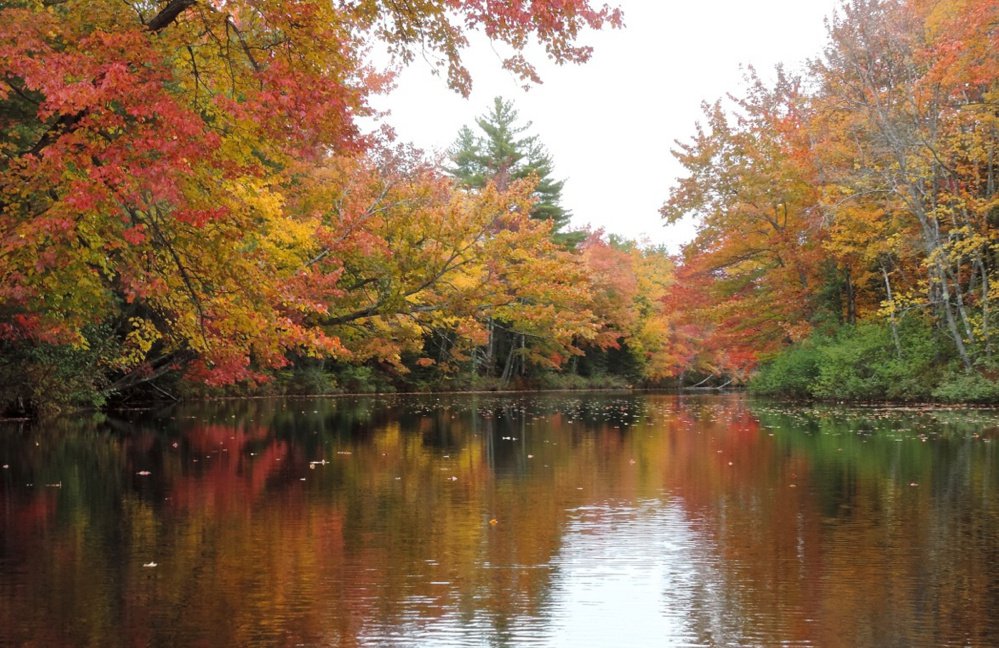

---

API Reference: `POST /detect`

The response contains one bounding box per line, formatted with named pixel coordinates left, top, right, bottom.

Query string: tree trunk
left=881, top=264, right=903, bottom=359
left=845, top=268, right=857, bottom=325
left=519, top=334, right=526, bottom=377
left=485, top=318, right=495, bottom=375
left=500, top=342, right=516, bottom=385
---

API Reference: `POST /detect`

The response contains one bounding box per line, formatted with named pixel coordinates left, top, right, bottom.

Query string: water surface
left=2, top=393, right=997, bottom=646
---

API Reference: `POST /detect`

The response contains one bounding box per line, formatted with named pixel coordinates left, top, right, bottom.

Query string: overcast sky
left=368, top=0, right=843, bottom=251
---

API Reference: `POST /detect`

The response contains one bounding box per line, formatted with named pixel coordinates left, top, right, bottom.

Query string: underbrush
left=750, top=318, right=997, bottom=403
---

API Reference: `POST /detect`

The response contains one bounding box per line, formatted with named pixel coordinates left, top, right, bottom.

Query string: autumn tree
left=436, top=97, right=594, bottom=384
left=0, top=0, right=621, bottom=411
left=811, top=0, right=998, bottom=370
left=662, top=69, right=824, bottom=381
left=293, top=149, right=599, bottom=381
left=578, top=234, right=675, bottom=383
left=663, top=0, right=997, bottom=396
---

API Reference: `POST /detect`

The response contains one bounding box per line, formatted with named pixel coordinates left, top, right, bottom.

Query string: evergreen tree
left=447, top=97, right=579, bottom=243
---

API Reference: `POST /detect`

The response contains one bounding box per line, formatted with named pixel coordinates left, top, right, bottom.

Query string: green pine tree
left=447, top=97, right=580, bottom=245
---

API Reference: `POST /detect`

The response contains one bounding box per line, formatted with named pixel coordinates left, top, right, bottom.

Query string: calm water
left=1, top=393, right=998, bottom=647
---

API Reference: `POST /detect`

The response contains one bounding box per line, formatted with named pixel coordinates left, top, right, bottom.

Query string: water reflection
left=1, top=394, right=998, bottom=646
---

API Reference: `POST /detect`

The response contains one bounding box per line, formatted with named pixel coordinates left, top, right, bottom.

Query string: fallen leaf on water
left=489, top=519, right=499, bottom=526
left=142, top=562, right=158, bottom=568
left=136, top=471, right=151, bottom=476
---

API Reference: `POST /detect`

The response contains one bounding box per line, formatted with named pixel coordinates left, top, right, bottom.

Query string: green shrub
left=329, top=364, right=397, bottom=393
left=874, top=320, right=939, bottom=401
left=751, top=317, right=942, bottom=402
left=750, top=342, right=822, bottom=398
left=534, top=371, right=630, bottom=390
left=811, top=323, right=891, bottom=400
left=0, top=333, right=114, bottom=416
left=452, top=373, right=506, bottom=391
left=932, top=372, right=999, bottom=403
left=282, top=364, right=338, bottom=395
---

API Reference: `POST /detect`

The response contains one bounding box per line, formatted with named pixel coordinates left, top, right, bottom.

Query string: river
left=2, top=393, right=997, bottom=646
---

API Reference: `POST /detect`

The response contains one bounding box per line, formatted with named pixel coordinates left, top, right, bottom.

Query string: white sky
left=368, top=0, right=843, bottom=251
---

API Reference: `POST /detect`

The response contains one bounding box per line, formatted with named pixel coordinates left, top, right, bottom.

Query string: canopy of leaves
left=0, top=0, right=621, bottom=411
left=662, top=0, right=997, bottom=388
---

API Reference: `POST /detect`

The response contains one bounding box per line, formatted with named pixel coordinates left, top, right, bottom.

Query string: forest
left=0, top=0, right=996, bottom=414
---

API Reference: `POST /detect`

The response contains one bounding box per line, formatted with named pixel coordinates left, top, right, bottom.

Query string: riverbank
left=750, top=320, right=999, bottom=404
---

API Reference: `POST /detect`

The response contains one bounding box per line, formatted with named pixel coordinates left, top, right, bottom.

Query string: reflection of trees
left=718, top=402, right=999, bottom=646
left=1, top=395, right=997, bottom=645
